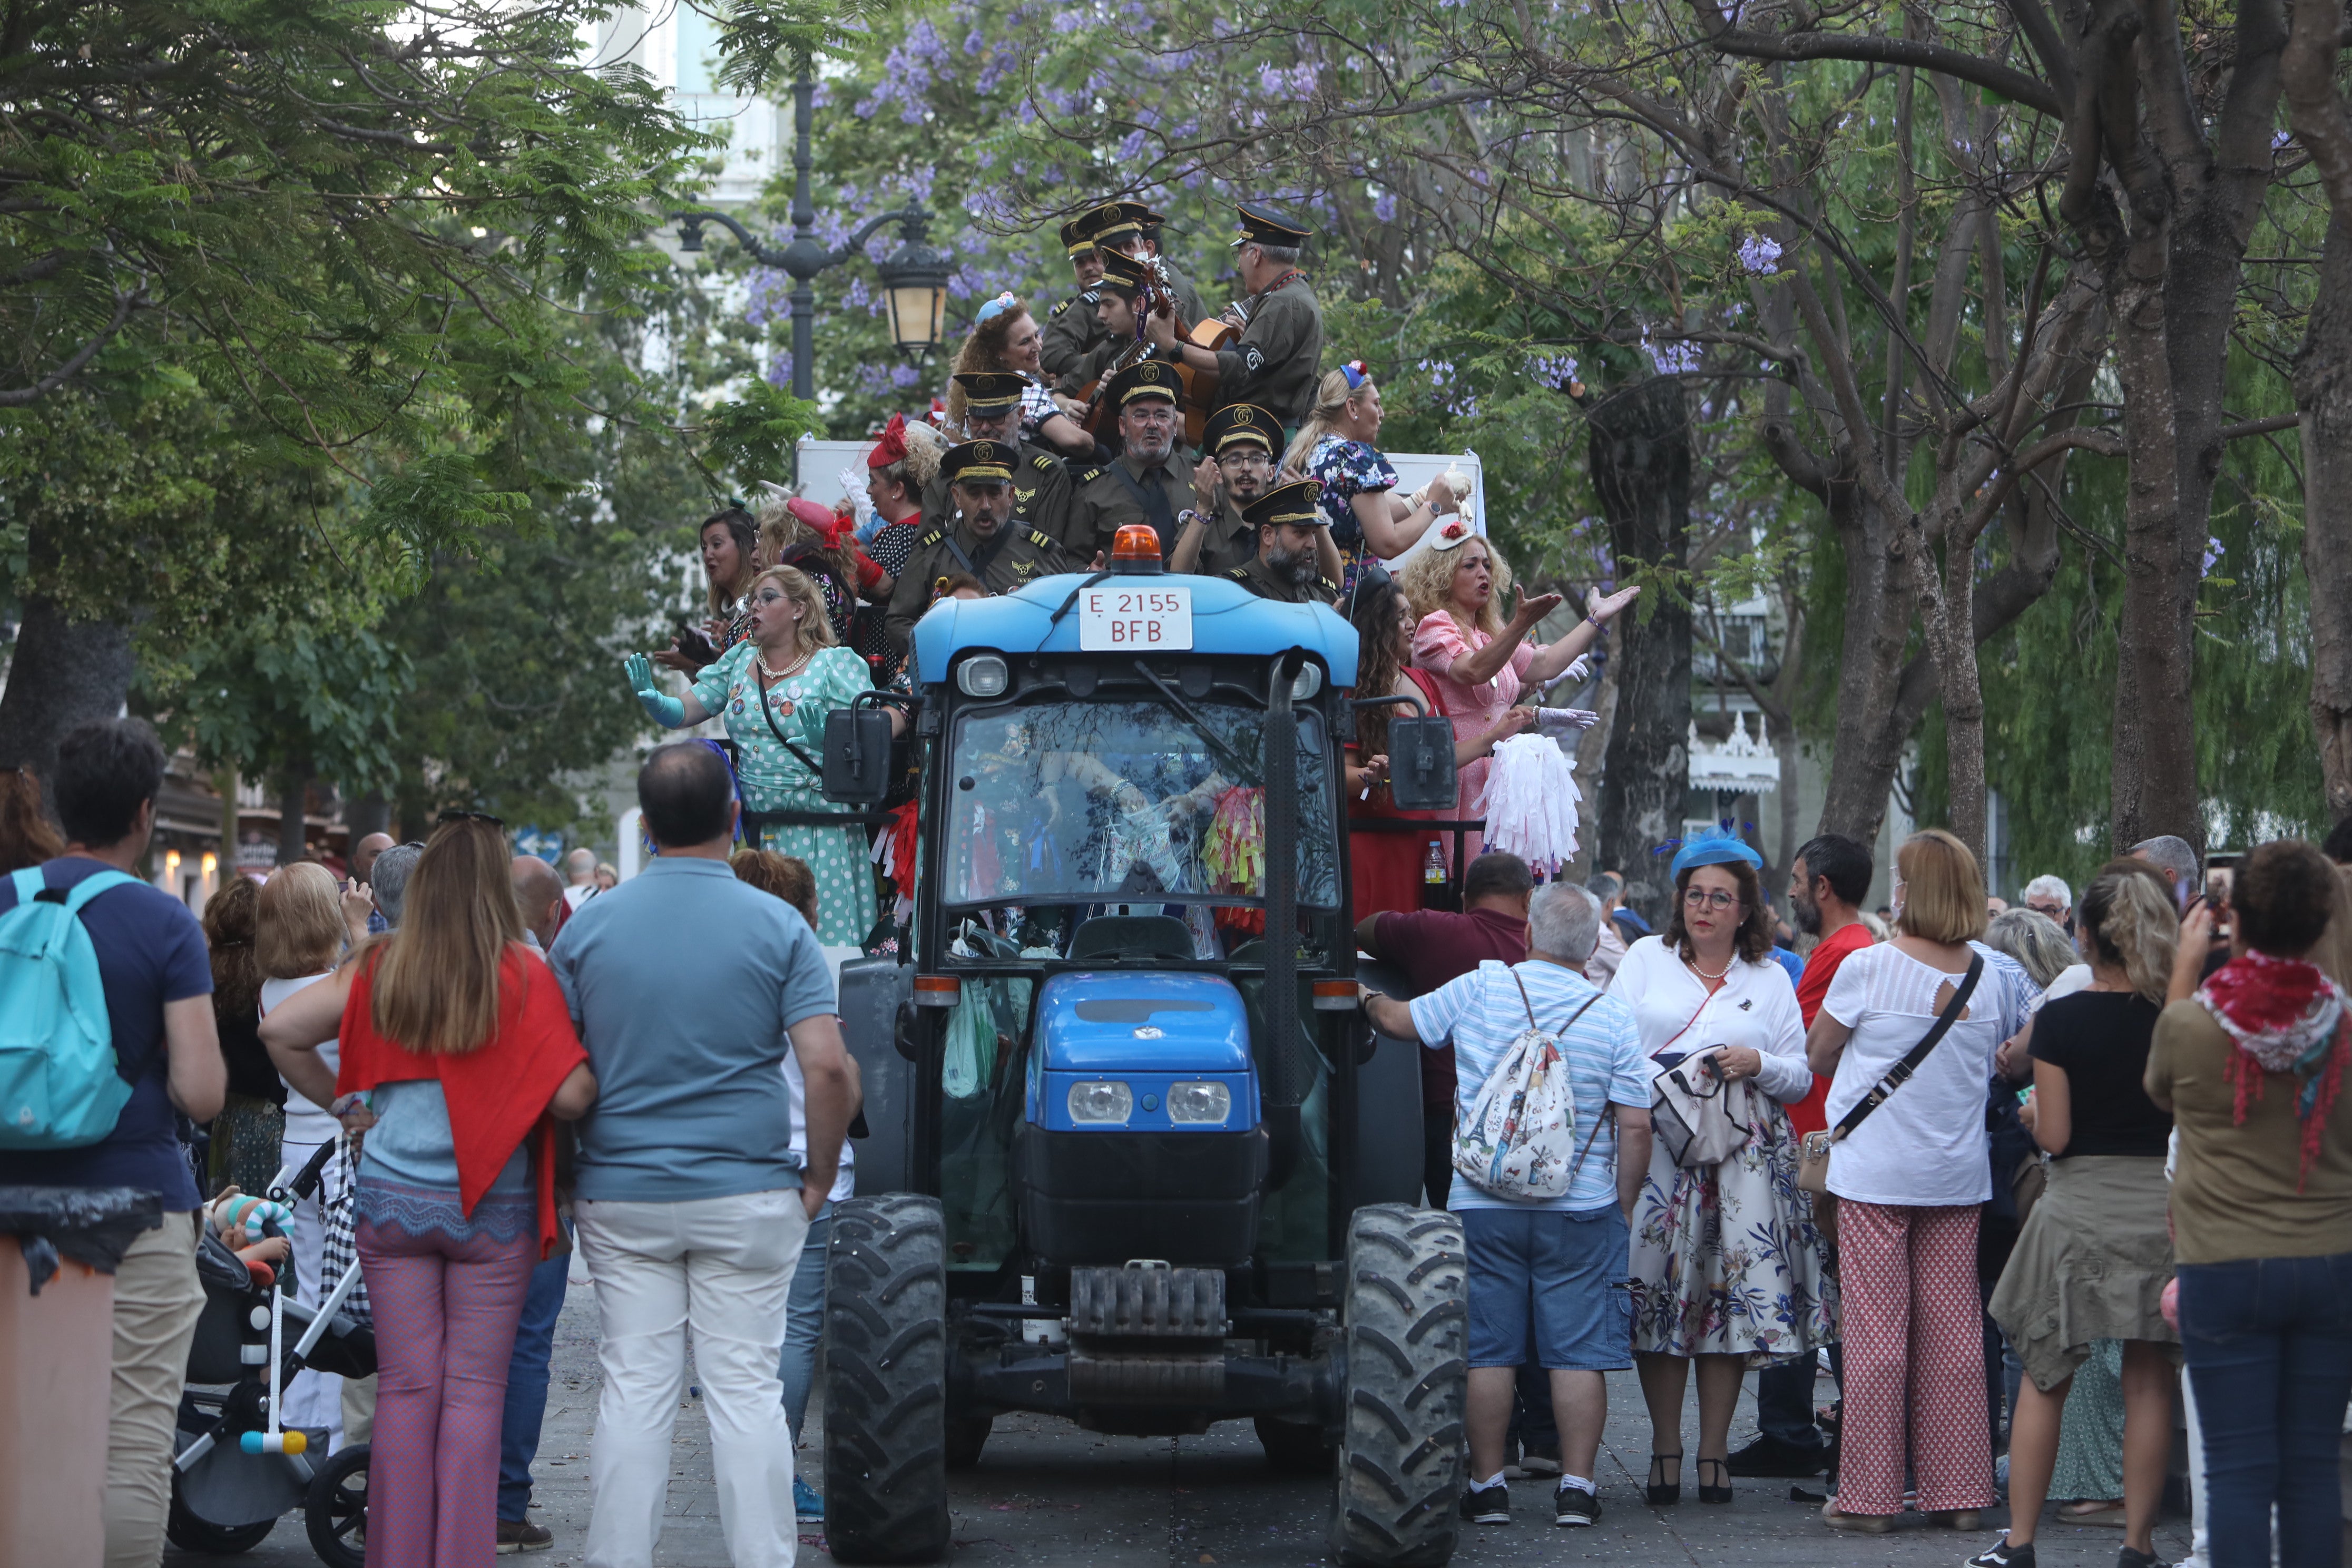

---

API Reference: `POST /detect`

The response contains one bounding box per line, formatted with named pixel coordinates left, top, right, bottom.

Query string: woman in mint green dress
left=626, top=564, right=878, bottom=946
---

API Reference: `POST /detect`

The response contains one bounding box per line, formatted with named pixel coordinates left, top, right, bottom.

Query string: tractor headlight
left=957, top=654, right=1009, bottom=698
left=1167, top=1080, right=1232, bottom=1125
left=1066, top=1080, right=1133, bottom=1124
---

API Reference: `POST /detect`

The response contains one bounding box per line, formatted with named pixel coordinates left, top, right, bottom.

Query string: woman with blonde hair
left=756, top=493, right=877, bottom=648
left=1806, top=829, right=2026, bottom=1533
left=1402, top=530, right=1636, bottom=857
left=258, top=861, right=356, bottom=1323
left=624, top=564, right=878, bottom=945
left=1284, top=362, right=1457, bottom=590
left=261, top=817, right=595, bottom=1568
left=1975, top=870, right=2181, bottom=1568
left=944, top=293, right=1092, bottom=455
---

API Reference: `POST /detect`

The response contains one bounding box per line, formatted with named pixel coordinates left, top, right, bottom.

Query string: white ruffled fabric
left=1483, top=731, right=1583, bottom=873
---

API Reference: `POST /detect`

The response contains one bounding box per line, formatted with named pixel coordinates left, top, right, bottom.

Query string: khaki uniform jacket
left=1156, top=256, right=1211, bottom=335
left=1227, top=553, right=1339, bottom=605
left=1181, top=496, right=1260, bottom=579
left=1067, top=449, right=1198, bottom=561
left=1040, top=289, right=1109, bottom=393
left=1214, top=273, right=1324, bottom=427
left=918, top=440, right=1074, bottom=550
left=884, top=519, right=1074, bottom=652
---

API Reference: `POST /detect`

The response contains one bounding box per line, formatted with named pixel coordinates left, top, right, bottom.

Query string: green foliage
left=700, top=380, right=829, bottom=492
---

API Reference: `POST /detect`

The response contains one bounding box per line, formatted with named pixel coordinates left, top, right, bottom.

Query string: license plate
left=1078, top=582, right=1193, bottom=651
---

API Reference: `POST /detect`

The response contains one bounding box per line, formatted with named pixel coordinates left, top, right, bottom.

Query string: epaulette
left=1227, top=566, right=1251, bottom=581
left=1079, top=467, right=1105, bottom=483
left=917, top=529, right=944, bottom=548
left=1050, top=298, right=1072, bottom=317
left=1028, top=530, right=1055, bottom=550
left=1032, top=454, right=1056, bottom=471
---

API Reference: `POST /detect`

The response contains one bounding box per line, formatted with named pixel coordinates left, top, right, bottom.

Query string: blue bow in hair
left=975, top=291, right=1018, bottom=324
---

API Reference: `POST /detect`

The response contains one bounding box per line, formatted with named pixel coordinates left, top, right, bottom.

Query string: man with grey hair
left=2021, top=874, right=2072, bottom=930
left=1144, top=202, right=1324, bottom=427
left=367, top=842, right=423, bottom=927
left=2130, top=835, right=2202, bottom=909
left=1358, top=880, right=1653, bottom=1528
left=564, top=845, right=601, bottom=911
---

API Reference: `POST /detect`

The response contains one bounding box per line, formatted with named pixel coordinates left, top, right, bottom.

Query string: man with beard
left=1724, top=830, right=1874, bottom=1482
left=920, top=372, right=1075, bottom=548
left=1147, top=203, right=1323, bottom=431
left=1226, top=478, right=1339, bottom=605
left=1040, top=215, right=1110, bottom=395
left=1067, top=359, right=1195, bottom=561
left=888, top=440, right=1075, bottom=652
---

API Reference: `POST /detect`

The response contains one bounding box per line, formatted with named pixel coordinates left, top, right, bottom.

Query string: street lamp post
left=672, top=76, right=951, bottom=407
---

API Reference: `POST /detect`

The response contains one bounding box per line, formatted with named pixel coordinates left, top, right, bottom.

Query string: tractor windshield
left=942, top=699, right=1339, bottom=911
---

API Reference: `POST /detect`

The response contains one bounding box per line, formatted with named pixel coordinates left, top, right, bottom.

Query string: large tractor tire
left=1328, top=1204, right=1468, bottom=1567
left=823, top=1194, right=952, bottom=1564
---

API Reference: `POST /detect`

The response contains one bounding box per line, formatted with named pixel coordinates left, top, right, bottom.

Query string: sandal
left=1647, top=1453, right=1682, bottom=1505
left=1696, top=1457, right=1732, bottom=1504
left=2059, top=1500, right=2127, bottom=1527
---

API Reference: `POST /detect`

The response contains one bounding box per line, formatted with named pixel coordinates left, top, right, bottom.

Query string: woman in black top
left=1976, top=869, right=2181, bottom=1568
left=201, top=875, right=284, bottom=1197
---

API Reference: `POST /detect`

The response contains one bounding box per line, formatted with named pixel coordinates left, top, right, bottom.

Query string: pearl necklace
left=1684, top=952, right=1734, bottom=982
left=756, top=645, right=811, bottom=681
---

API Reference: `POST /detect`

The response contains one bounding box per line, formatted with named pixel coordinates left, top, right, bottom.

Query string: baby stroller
left=166, top=1138, right=375, bottom=1566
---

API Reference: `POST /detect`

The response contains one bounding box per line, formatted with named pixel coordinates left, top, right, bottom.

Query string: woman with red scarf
left=262, top=817, right=596, bottom=1567
left=2148, top=838, right=2352, bottom=1568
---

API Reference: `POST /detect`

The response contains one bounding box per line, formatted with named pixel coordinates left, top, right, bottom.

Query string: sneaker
left=1553, top=1482, right=1600, bottom=1527
left=495, top=1520, right=553, bottom=1554
left=1516, top=1441, right=1562, bottom=1477
left=793, top=1476, right=826, bottom=1522
left=1967, top=1535, right=2036, bottom=1568
left=1726, top=1434, right=1826, bottom=1478
left=1461, top=1479, right=1509, bottom=1525
left=2117, top=1549, right=2167, bottom=1568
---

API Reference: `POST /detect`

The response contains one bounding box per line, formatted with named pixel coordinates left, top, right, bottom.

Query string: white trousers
left=578, top=1189, right=811, bottom=1568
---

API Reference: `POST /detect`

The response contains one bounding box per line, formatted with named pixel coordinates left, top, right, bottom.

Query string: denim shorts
left=1461, top=1204, right=1632, bottom=1371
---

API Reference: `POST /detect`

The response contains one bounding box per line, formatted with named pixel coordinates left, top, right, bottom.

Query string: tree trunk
left=1813, top=479, right=1914, bottom=847
left=278, top=765, right=312, bottom=866
left=0, top=595, right=136, bottom=803
left=1589, top=376, right=1693, bottom=880
left=345, top=790, right=391, bottom=845
left=2299, top=212, right=2352, bottom=826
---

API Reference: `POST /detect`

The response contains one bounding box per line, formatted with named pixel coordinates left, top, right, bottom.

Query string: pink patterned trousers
left=1834, top=1199, right=1995, bottom=1516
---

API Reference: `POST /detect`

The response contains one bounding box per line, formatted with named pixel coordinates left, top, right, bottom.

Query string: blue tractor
left=817, top=540, right=1469, bottom=1566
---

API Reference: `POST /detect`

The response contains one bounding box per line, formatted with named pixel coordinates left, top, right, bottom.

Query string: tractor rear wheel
left=1328, top=1204, right=1468, bottom=1567
left=822, top=1194, right=951, bottom=1564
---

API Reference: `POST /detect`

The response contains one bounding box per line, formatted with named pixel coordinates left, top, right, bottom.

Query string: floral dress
left=1307, top=436, right=1398, bottom=591
left=692, top=642, right=878, bottom=946
left=1614, top=937, right=1837, bottom=1363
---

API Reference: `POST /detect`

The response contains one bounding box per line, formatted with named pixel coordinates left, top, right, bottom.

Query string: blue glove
left=626, top=652, right=686, bottom=728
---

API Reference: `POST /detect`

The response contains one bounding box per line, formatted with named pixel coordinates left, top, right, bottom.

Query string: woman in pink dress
left=1400, top=524, right=1638, bottom=857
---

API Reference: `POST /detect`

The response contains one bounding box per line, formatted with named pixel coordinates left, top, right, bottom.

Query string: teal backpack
left=0, top=865, right=142, bottom=1149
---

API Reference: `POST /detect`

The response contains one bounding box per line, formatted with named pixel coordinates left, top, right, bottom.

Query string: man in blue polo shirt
left=0, top=718, right=224, bottom=1568
left=549, top=742, right=852, bottom=1568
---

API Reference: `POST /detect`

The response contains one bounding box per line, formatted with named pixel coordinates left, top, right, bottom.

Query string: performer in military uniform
left=1039, top=215, right=1109, bottom=394
left=1081, top=199, right=1208, bottom=328
left=1226, top=478, right=1340, bottom=605
left=1148, top=203, right=1324, bottom=431
left=1073, top=250, right=1181, bottom=393
left=1171, top=403, right=1279, bottom=576
left=920, top=371, right=1075, bottom=548
left=888, top=440, right=1076, bottom=652
left=1065, top=360, right=1197, bottom=562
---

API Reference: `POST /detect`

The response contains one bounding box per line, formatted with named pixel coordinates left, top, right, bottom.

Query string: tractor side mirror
left=822, top=707, right=895, bottom=805
left=1386, top=715, right=1459, bottom=812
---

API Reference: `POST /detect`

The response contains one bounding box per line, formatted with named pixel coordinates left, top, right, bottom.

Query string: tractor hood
left=1032, top=972, right=1253, bottom=1074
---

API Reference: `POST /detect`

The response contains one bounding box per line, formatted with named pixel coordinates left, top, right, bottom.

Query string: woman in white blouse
left=1614, top=836, right=1835, bottom=1507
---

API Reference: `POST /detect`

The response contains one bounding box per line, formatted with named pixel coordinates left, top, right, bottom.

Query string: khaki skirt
left=1988, top=1153, right=2175, bottom=1391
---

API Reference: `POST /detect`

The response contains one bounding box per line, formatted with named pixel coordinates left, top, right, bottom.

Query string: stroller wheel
left=164, top=1489, right=276, bottom=1554
left=304, top=1442, right=369, bottom=1568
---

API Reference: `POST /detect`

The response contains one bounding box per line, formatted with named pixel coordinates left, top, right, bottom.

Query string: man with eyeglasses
left=1146, top=202, right=1324, bottom=431
left=1067, top=359, right=1196, bottom=562
left=1171, top=403, right=1288, bottom=576
left=2020, top=874, right=2072, bottom=931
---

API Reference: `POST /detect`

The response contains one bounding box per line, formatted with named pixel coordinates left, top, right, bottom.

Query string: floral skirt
left=1629, top=1096, right=1838, bottom=1363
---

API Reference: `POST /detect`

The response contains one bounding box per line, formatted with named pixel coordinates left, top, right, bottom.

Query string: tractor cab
left=817, top=537, right=1471, bottom=1568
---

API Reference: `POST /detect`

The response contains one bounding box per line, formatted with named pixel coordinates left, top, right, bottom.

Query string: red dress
left=1348, top=668, right=1444, bottom=924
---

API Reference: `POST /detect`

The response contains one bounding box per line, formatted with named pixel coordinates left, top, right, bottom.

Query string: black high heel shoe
left=1647, top=1453, right=1682, bottom=1505
left=1696, top=1457, right=1732, bottom=1504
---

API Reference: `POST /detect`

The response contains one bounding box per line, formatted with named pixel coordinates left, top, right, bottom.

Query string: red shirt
left=1787, top=920, right=1875, bottom=1136
left=1372, top=907, right=1528, bottom=1106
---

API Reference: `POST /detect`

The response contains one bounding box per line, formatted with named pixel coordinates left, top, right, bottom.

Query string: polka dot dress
left=694, top=642, right=879, bottom=946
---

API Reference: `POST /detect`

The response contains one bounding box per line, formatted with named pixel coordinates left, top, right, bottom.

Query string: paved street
left=166, top=1285, right=2193, bottom=1568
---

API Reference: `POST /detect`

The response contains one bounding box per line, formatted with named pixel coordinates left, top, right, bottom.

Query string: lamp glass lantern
left=878, top=238, right=952, bottom=361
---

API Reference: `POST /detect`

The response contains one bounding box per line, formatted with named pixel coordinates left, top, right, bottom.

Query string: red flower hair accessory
left=1428, top=518, right=1474, bottom=551
left=867, top=411, right=908, bottom=470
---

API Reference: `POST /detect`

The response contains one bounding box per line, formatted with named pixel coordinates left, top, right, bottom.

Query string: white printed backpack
left=1451, top=972, right=1603, bottom=1200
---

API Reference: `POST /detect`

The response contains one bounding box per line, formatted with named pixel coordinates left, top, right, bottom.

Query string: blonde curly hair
left=875, top=418, right=948, bottom=502
left=1399, top=532, right=1514, bottom=640
left=755, top=497, right=859, bottom=593
left=749, top=565, right=839, bottom=654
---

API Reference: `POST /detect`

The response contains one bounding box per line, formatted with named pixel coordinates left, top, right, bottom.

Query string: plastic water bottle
left=1423, top=840, right=1447, bottom=886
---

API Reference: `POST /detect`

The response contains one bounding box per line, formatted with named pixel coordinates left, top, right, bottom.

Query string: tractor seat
left=1067, top=915, right=1194, bottom=963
